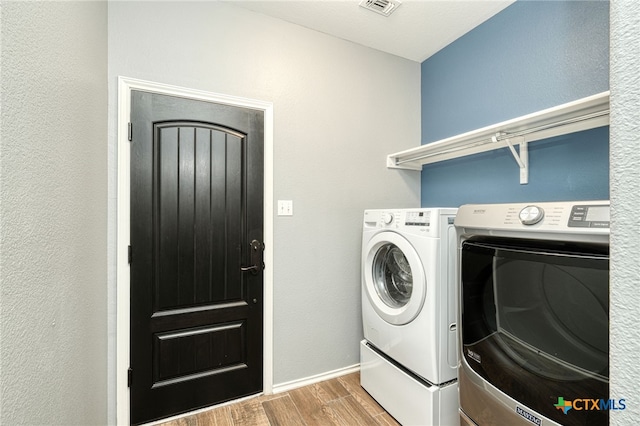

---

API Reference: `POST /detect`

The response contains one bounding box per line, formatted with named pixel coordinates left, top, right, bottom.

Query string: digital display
left=405, top=211, right=429, bottom=226
left=585, top=206, right=610, bottom=222
left=568, top=204, right=610, bottom=228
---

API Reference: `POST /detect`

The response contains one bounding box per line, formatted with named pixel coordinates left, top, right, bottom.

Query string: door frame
left=116, top=76, right=274, bottom=425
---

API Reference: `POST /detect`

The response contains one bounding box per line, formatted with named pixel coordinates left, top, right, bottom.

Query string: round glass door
left=372, top=243, right=413, bottom=308
left=363, top=232, right=426, bottom=325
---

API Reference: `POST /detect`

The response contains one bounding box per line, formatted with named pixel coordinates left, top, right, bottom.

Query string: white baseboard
left=271, top=364, right=361, bottom=394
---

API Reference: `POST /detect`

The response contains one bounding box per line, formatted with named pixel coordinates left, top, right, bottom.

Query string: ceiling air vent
left=359, top=0, right=402, bottom=17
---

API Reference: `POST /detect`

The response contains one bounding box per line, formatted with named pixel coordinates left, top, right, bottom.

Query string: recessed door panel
left=153, top=321, right=246, bottom=385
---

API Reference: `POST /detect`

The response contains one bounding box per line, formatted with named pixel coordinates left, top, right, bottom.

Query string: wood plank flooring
left=157, top=372, right=400, bottom=426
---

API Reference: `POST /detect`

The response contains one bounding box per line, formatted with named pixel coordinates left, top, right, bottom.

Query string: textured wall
left=0, top=2, right=108, bottom=425
left=610, top=1, right=640, bottom=424
left=107, top=1, right=420, bottom=415
left=420, top=1, right=610, bottom=207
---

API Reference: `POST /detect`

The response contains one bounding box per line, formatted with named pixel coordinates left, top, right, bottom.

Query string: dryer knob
left=519, top=205, right=544, bottom=225
left=382, top=213, right=394, bottom=225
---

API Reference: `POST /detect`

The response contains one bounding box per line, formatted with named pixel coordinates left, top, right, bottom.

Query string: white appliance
left=455, top=201, right=610, bottom=426
left=360, top=208, right=459, bottom=426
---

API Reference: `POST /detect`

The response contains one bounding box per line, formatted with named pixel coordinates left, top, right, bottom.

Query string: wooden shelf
left=387, top=91, right=610, bottom=182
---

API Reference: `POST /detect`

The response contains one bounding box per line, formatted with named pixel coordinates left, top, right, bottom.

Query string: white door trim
left=116, top=76, right=274, bottom=425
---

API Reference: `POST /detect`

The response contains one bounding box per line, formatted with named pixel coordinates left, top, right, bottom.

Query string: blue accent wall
left=420, top=1, right=609, bottom=207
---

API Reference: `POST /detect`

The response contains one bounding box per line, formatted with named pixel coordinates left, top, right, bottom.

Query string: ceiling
left=225, top=0, right=515, bottom=62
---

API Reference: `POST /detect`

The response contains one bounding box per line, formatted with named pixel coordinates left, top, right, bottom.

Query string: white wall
left=610, top=1, right=640, bottom=423
left=107, top=1, right=420, bottom=419
left=0, top=2, right=108, bottom=425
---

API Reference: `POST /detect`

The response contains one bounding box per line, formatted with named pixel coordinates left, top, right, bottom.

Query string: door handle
left=240, top=239, right=264, bottom=275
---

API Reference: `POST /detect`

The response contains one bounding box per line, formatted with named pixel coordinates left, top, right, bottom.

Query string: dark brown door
left=129, top=90, right=264, bottom=425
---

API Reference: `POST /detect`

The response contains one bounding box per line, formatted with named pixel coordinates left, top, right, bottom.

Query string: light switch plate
left=277, top=200, right=293, bottom=216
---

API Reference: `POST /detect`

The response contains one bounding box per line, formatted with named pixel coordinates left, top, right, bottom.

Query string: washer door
left=363, top=232, right=426, bottom=325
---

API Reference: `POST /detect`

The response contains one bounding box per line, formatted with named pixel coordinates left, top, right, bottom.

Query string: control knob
left=519, top=205, right=544, bottom=225
left=382, top=213, right=394, bottom=225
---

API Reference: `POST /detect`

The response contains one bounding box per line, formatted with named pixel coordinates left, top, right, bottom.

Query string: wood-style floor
left=157, top=371, right=400, bottom=426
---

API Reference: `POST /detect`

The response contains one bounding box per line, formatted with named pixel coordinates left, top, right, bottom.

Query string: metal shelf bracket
left=500, top=134, right=528, bottom=184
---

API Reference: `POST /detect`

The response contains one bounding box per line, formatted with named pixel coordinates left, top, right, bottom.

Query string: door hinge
left=128, top=122, right=133, bottom=142
left=128, top=245, right=132, bottom=264
left=128, top=368, right=132, bottom=387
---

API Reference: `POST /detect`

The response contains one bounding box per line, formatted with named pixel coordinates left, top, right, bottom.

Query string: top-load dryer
left=360, top=208, right=459, bottom=426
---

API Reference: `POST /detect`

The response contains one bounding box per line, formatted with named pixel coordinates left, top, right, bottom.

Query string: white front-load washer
left=360, top=208, right=459, bottom=426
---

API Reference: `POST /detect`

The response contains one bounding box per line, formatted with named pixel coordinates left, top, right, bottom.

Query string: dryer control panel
left=568, top=204, right=610, bottom=228
left=455, top=200, right=610, bottom=239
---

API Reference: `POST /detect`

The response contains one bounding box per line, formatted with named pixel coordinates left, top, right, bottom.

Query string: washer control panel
left=404, top=211, right=430, bottom=227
